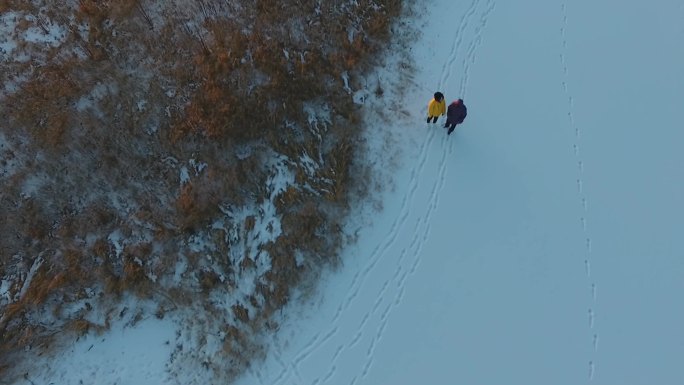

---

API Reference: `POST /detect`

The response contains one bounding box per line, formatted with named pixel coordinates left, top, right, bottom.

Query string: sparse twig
left=135, top=0, right=154, bottom=30
left=181, top=22, right=210, bottom=55
left=36, top=16, right=50, bottom=34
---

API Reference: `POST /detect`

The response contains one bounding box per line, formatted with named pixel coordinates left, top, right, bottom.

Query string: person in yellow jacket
left=427, top=92, right=446, bottom=124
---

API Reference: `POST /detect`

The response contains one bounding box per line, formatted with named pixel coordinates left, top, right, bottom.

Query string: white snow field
left=13, top=0, right=684, bottom=384
left=24, top=317, right=176, bottom=385
left=236, top=1, right=684, bottom=385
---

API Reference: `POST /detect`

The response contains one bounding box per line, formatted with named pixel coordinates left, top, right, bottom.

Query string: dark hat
left=434, top=92, right=444, bottom=101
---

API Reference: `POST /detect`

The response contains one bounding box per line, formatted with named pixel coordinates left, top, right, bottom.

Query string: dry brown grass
left=231, top=303, right=250, bottom=323
left=0, top=0, right=406, bottom=377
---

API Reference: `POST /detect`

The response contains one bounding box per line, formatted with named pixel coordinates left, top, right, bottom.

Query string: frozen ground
left=237, top=1, right=684, bottom=385
left=11, top=0, right=684, bottom=384
left=26, top=316, right=176, bottom=385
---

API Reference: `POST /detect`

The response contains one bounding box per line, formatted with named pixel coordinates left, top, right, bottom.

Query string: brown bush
left=67, top=318, right=107, bottom=336
left=198, top=269, right=221, bottom=293
left=232, top=303, right=249, bottom=323
left=24, top=270, right=68, bottom=306
left=175, top=177, right=221, bottom=232
left=122, top=255, right=150, bottom=296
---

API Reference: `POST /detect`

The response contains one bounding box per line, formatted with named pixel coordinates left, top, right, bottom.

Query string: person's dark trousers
left=427, top=116, right=438, bottom=124
left=444, top=122, right=457, bottom=135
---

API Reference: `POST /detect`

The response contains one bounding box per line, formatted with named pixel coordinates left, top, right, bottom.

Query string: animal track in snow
left=592, top=334, right=599, bottom=351
left=561, top=3, right=600, bottom=380
left=584, top=259, right=590, bottom=278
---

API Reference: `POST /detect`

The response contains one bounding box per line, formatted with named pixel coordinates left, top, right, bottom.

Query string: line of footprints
left=561, top=3, right=599, bottom=381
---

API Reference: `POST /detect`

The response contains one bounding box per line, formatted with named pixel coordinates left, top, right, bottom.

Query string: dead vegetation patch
left=0, top=0, right=409, bottom=379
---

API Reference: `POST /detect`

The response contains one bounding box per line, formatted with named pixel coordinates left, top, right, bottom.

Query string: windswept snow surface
left=236, top=1, right=684, bottom=385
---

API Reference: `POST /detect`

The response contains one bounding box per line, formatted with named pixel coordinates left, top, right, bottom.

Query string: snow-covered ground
left=235, top=1, right=684, bottom=385
left=27, top=316, right=176, bottom=385
left=12, top=0, right=684, bottom=384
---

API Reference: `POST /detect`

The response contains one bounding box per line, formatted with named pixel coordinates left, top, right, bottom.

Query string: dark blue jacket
left=446, top=100, right=467, bottom=124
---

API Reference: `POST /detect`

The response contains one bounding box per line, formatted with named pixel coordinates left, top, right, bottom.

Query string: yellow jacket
left=428, top=98, right=446, bottom=117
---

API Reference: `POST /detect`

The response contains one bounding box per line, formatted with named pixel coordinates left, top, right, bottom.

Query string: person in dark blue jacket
left=444, top=99, right=467, bottom=135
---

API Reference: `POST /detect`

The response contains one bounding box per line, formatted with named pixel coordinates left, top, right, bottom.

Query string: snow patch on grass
left=179, top=166, right=190, bottom=186
left=23, top=16, right=67, bottom=47
left=0, top=11, right=67, bottom=60
left=20, top=172, right=47, bottom=199
left=0, top=279, right=13, bottom=303
left=17, top=256, right=43, bottom=300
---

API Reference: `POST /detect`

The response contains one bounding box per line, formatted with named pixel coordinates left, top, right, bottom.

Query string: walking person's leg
left=447, top=123, right=457, bottom=135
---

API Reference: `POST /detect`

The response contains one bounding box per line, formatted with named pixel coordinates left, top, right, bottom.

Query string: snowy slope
left=236, top=1, right=684, bottom=385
